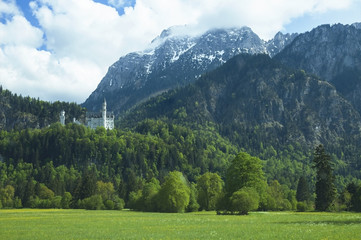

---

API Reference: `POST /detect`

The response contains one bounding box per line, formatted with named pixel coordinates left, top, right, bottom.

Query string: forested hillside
left=0, top=86, right=85, bottom=130
left=119, top=54, right=361, bottom=181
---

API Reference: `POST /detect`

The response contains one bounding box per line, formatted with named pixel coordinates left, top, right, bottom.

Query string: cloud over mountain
left=0, top=0, right=359, bottom=103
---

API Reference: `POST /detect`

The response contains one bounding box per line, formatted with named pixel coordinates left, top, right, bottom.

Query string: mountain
left=266, top=32, right=298, bottom=57
left=83, top=27, right=295, bottom=114
left=120, top=54, right=361, bottom=151
left=353, top=22, right=361, bottom=29
left=275, top=23, right=361, bottom=113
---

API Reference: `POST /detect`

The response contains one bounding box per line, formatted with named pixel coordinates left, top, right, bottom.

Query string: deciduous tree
left=230, top=187, right=259, bottom=215
left=225, top=152, right=266, bottom=196
left=158, top=171, right=190, bottom=213
left=197, top=172, right=223, bottom=211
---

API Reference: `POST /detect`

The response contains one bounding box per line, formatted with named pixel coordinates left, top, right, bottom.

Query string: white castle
left=60, top=99, right=114, bottom=130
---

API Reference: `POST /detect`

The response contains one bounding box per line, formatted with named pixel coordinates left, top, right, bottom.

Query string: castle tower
left=102, top=98, right=107, bottom=128
left=60, top=110, right=65, bottom=126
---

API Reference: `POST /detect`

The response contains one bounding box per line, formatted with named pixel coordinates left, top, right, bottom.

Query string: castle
left=60, top=99, right=114, bottom=130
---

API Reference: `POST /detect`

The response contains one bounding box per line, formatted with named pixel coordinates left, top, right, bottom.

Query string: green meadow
left=1, top=209, right=361, bottom=239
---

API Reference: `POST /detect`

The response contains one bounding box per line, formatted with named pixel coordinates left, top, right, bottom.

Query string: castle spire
left=102, top=98, right=107, bottom=128
left=60, top=110, right=65, bottom=125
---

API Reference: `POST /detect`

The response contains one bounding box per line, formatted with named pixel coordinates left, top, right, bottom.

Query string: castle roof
left=86, top=112, right=114, bottom=118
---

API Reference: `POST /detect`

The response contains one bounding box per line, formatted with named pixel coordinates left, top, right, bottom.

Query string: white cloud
left=0, top=0, right=359, bottom=103
left=0, top=0, right=20, bottom=17
left=0, top=15, right=43, bottom=47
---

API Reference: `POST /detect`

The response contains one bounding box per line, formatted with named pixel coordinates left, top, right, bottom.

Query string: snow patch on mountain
left=83, top=26, right=298, bottom=113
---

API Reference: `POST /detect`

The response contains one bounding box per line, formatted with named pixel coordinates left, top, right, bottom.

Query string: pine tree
left=313, top=144, right=336, bottom=211
left=296, top=176, right=310, bottom=202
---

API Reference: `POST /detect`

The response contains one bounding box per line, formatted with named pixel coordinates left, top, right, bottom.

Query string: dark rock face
left=266, top=32, right=298, bottom=57
left=122, top=54, right=361, bottom=147
left=275, top=23, right=361, bottom=113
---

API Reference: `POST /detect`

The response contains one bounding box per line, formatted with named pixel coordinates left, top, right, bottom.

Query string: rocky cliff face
left=83, top=27, right=293, bottom=114
left=275, top=24, right=361, bottom=82
left=275, top=23, right=361, bottom=113
left=266, top=32, right=298, bottom=57
left=122, top=54, right=361, bottom=147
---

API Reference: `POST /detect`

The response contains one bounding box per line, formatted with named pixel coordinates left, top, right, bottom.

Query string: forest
left=0, top=85, right=85, bottom=130
left=0, top=120, right=361, bottom=213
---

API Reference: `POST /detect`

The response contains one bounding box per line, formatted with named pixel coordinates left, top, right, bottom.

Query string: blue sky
left=0, top=0, right=360, bottom=103
left=284, top=1, right=361, bottom=33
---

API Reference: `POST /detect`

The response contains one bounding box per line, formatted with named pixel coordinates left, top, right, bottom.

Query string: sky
left=0, top=0, right=360, bottom=103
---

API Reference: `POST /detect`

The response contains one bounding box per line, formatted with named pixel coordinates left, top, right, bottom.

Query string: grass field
left=1, top=209, right=361, bottom=239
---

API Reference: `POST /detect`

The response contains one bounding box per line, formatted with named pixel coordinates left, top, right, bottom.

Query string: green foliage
left=217, top=152, right=267, bottom=214
left=112, top=196, right=125, bottom=210
left=313, top=145, right=336, bottom=211
left=74, top=168, right=97, bottom=201
left=96, top=181, right=115, bottom=201
left=104, top=199, right=115, bottom=210
left=0, top=185, right=15, bottom=208
left=197, top=172, right=223, bottom=211
left=187, top=183, right=200, bottom=212
left=297, top=201, right=308, bottom=212
left=52, top=196, right=62, bottom=208
left=13, top=197, right=22, bottom=208
left=346, top=182, right=361, bottom=212
left=140, top=178, right=161, bottom=212
left=261, top=180, right=294, bottom=211
left=128, top=190, right=143, bottom=210
left=0, top=86, right=85, bottom=131
left=296, top=176, right=310, bottom=202
left=158, top=171, right=190, bottom=213
left=82, top=195, right=104, bottom=210
left=36, top=183, right=54, bottom=199
left=230, top=187, right=259, bottom=215
left=225, top=152, right=266, bottom=196
left=61, top=192, right=72, bottom=209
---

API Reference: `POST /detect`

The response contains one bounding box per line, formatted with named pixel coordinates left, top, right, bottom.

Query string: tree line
left=1, top=125, right=360, bottom=213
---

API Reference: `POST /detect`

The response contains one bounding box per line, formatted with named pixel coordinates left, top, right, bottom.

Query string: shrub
left=128, top=190, right=142, bottom=210
left=104, top=200, right=114, bottom=210
left=83, top=195, right=105, bottom=210
left=52, top=196, right=62, bottom=208
left=297, top=201, right=307, bottom=212
left=231, top=187, right=259, bottom=215
left=61, top=192, right=72, bottom=209
left=13, top=197, right=22, bottom=208
left=113, top=196, right=125, bottom=210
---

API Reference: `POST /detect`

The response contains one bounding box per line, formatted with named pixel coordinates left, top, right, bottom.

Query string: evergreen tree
left=313, top=144, right=336, bottom=211
left=74, top=168, right=97, bottom=200
left=296, top=176, right=310, bottom=202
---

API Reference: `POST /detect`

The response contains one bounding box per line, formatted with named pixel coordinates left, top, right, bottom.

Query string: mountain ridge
left=274, top=23, right=361, bottom=114
left=83, top=26, right=297, bottom=114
